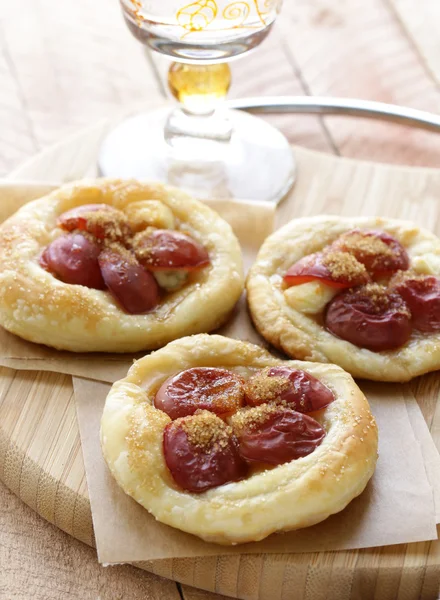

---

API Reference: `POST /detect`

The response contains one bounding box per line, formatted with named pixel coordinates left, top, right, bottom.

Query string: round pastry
left=100, top=334, right=378, bottom=545
left=247, top=215, right=440, bottom=382
left=0, top=179, right=244, bottom=352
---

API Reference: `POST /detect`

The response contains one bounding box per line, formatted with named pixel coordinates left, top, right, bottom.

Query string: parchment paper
left=405, top=396, right=440, bottom=521
left=0, top=183, right=274, bottom=380
left=73, top=377, right=438, bottom=563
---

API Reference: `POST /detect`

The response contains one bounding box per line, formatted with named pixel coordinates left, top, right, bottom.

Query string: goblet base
left=98, top=108, right=295, bottom=203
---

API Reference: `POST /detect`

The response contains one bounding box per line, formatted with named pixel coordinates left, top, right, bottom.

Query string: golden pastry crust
left=100, top=334, right=378, bottom=545
left=247, top=215, right=440, bottom=382
left=0, top=179, right=244, bottom=352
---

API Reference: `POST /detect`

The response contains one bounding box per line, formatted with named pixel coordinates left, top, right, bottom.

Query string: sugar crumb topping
left=339, top=231, right=393, bottom=258
left=351, top=282, right=410, bottom=316
left=391, top=269, right=427, bottom=286
left=130, top=229, right=159, bottom=263
left=79, top=207, right=129, bottom=241
left=101, top=241, right=138, bottom=264
left=244, top=367, right=289, bottom=404
left=231, top=404, right=281, bottom=434
left=322, top=251, right=367, bottom=281
left=178, top=410, right=232, bottom=451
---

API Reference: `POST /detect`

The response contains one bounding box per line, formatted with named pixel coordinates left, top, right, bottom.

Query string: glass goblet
left=99, top=0, right=295, bottom=203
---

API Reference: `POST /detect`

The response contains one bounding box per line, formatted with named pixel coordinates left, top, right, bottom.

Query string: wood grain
left=180, top=588, right=230, bottom=600
left=388, top=0, right=440, bottom=86
left=0, top=0, right=164, bottom=174
left=278, top=0, right=440, bottom=167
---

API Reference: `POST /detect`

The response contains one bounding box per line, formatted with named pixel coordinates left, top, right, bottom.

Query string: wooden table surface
left=1, top=1, right=440, bottom=598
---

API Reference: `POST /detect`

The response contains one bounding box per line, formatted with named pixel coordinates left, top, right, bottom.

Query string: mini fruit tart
left=0, top=179, right=243, bottom=352
left=247, top=215, right=440, bottom=382
left=100, top=335, right=378, bottom=545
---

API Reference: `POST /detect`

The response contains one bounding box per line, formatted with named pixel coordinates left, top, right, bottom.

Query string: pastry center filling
left=283, top=228, right=440, bottom=351
left=157, top=366, right=335, bottom=493
left=39, top=202, right=211, bottom=314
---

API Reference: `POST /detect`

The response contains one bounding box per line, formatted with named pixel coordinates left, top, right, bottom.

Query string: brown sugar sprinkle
left=81, top=207, right=131, bottom=241
left=69, top=230, right=141, bottom=266
left=101, top=241, right=139, bottom=264
left=353, top=283, right=411, bottom=317
left=338, top=231, right=393, bottom=259
left=231, top=404, right=281, bottom=435
left=322, top=250, right=367, bottom=281
left=70, top=229, right=99, bottom=245
left=130, top=229, right=158, bottom=262
left=354, top=283, right=391, bottom=312
left=200, top=382, right=244, bottom=414
left=178, top=410, right=232, bottom=451
left=244, top=368, right=289, bottom=405
left=390, top=269, right=425, bottom=286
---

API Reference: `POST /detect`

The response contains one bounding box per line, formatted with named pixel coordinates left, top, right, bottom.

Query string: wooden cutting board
left=1, top=142, right=440, bottom=600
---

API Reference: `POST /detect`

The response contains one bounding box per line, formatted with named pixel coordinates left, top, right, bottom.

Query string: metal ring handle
left=227, top=96, right=440, bottom=134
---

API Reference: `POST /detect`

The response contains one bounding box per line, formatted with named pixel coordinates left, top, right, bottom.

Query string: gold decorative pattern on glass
left=223, top=3, right=251, bottom=28
left=176, top=0, right=274, bottom=33
left=176, top=0, right=219, bottom=31
left=128, top=0, right=279, bottom=35
left=130, top=0, right=144, bottom=25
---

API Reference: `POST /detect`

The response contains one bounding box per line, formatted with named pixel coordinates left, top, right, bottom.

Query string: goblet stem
left=164, top=62, right=233, bottom=158
left=99, top=49, right=295, bottom=202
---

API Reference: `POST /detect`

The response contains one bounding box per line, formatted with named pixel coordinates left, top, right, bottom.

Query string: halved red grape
left=40, top=233, right=105, bottom=289
left=98, top=247, right=160, bottom=314
left=391, top=273, right=440, bottom=333
left=284, top=251, right=369, bottom=289
left=163, top=411, right=247, bottom=493
left=232, top=405, right=326, bottom=465
left=58, top=204, right=132, bottom=242
left=325, top=283, right=412, bottom=351
left=39, top=247, right=50, bottom=271
left=155, top=367, right=244, bottom=420
left=133, top=229, right=210, bottom=271
left=244, top=366, right=334, bottom=413
left=332, top=229, right=409, bottom=276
